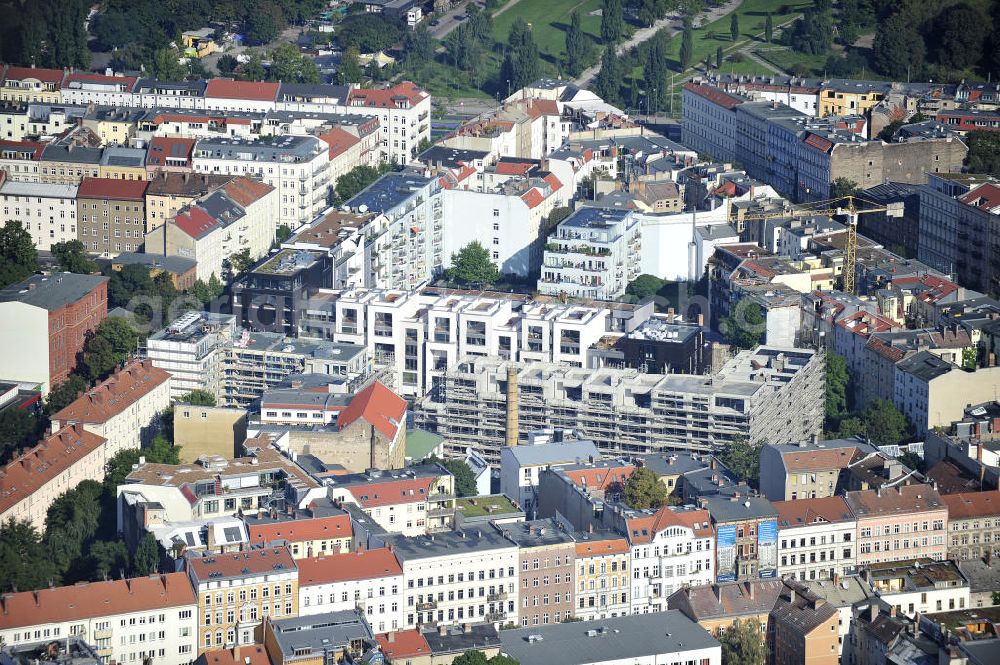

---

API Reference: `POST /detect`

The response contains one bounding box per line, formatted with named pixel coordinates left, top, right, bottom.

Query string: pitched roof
left=683, top=82, right=746, bottom=110
left=0, top=273, right=107, bottom=311
left=336, top=381, right=406, bottom=440
left=941, top=491, right=1000, bottom=520
left=205, top=79, right=280, bottom=102
left=187, top=546, right=296, bottom=584
left=146, top=137, right=195, bottom=167
left=0, top=425, right=106, bottom=515
left=769, top=582, right=837, bottom=636
left=297, top=549, right=402, bottom=586
left=561, top=463, right=636, bottom=492
left=195, top=645, right=270, bottom=665
left=844, top=484, right=946, bottom=518
left=626, top=508, right=713, bottom=544
left=2, top=66, right=65, bottom=84
left=0, top=573, right=195, bottom=628
left=219, top=176, right=274, bottom=207
left=781, top=446, right=864, bottom=472
left=317, top=127, right=360, bottom=159
left=62, top=72, right=137, bottom=90
left=347, top=82, right=427, bottom=108
left=376, top=630, right=430, bottom=661
left=53, top=359, right=171, bottom=425
left=669, top=579, right=785, bottom=620
left=773, top=496, right=855, bottom=528
left=346, top=476, right=436, bottom=508
left=246, top=512, right=351, bottom=546
left=145, top=171, right=230, bottom=197
left=0, top=139, right=46, bottom=159
left=77, top=177, right=148, bottom=201
left=575, top=535, right=629, bottom=557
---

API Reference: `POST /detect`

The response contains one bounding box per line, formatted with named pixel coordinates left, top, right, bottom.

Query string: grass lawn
left=413, top=57, right=496, bottom=100
left=753, top=47, right=828, bottom=75
left=662, top=0, right=813, bottom=72
left=456, top=495, right=521, bottom=517
left=492, top=0, right=604, bottom=75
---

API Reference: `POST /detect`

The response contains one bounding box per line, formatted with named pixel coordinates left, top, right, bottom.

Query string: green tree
left=132, top=532, right=160, bottom=576
left=860, top=399, right=911, bottom=447
left=720, top=618, right=767, bottom=665
left=80, top=318, right=140, bottom=383
left=680, top=24, right=694, bottom=70
left=179, top=390, right=216, bottom=406
left=338, top=13, right=401, bottom=53
left=269, top=43, right=320, bottom=83
left=487, top=656, right=519, bottom=665
left=217, top=54, right=239, bottom=75
left=544, top=207, right=572, bottom=232
left=965, top=132, right=1000, bottom=174
left=765, top=13, right=773, bottom=42
left=46, top=375, right=88, bottom=415
left=933, top=4, right=989, bottom=71
left=594, top=46, right=624, bottom=106
left=276, top=224, right=293, bottom=245
left=730, top=13, right=740, bottom=42
left=452, top=651, right=489, bottom=665
left=104, top=440, right=181, bottom=491
left=239, top=51, right=267, bottom=81
left=52, top=240, right=98, bottom=274
left=716, top=436, right=760, bottom=486
left=0, top=519, right=61, bottom=592
left=830, top=177, right=862, bottom=203
left=716, top=46, right=723, bottom=69
left=150, top=47, right=187, bottom=81
left=0, top=220, right=39, bottom=288
left=432, top=457, right=478, bottom=497
left=228, top=249, right=254, bottom=277
left=246, top=1, right=286, bottom=45
left=601, top=0, right=625, bottom=45
left=404, top=24, right=435, bottom=65
left=825, top=352, right=850, bottom=424
left=720, top=298, right=765, bottom=350
left=89, top=540, right=130, bottom=581
left=784, top=7, right=833, bottom=55
left=448, top=242, right=499, bottom=286
left=501, top=18, right=540, bottom=92
left=335, top=163, right=393, bottom=203
left=565, top=10, right=588, bottom=77
left=626, top=274, right=667, bottom=301
left=898, top=451, right=925, bottom=473
left=873, top=14, right=925, bottom=79
left=623, top=466, right=667, bottom=510
left=338, top=46, right=364, bottom=85
left=0, top=408, right=45, bottom=464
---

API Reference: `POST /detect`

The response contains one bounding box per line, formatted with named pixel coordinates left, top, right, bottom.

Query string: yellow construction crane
left=731, top=195, right=904, bottom=295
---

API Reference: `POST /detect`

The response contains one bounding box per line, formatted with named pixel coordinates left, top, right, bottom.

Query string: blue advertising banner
left=717, top=524, right=737, bottom=582
left=758, top=519, right=778, bottom=578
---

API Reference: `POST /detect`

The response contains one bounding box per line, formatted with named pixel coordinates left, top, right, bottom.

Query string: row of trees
left=825, top=353, right=913, bottom=446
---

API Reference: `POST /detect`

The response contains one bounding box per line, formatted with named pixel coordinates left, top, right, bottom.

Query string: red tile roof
left=347, top=82, right=427, bottom=108
left=173, top=205, right=221, bottom=239
left=520, top=188, right=544, bottom=209
left=336, top=381, right=406, bottom=440
left=53, top=359, right=171, bottom=425
left=836, top=310, right=896, bottom=337
left=220, top=175, right=274, bottom=207
left=773, top=496, right=854, bottom=527
left=959, top=183, right=1000, bottom=211
left=205, top=79, right=280, bottom=101
left=317, top=127, right=361, bottom=159
left=346, top=477, right=436, bottom=508
left=0, top=573, right=195, bottom=628
left=77, top=177, right=149, bottom=201
left=297, top=549, right=402, bottom=586
left=495, top=159, right=537, bottom=176
left=376, top=630, right=431, bottom=661
left=146, top=137, right=195, bottom=167
left=844, top=484, right=946, bottom=519
left=0, top=425, right=106, bottom=515
left=781, top=446, right=864, bottom=472
left=187, top=546, right=296, bottom=583
left=0, top=139, right=47, bottom=160
left=941, top=491, right=1000, bottom=520
left=247, top=513, right=351, bottom=546
left=803, top=133, right=834, bottom=153
left=562, top=464, right=636, bottom=492
left=626, top=507, right=713, bottom=544
left=196, top=645, right=271, bottom=665
left=2, top=66, right=65, bottom=84
left=575, top=537, right=629, bottom=557
left=683, top=82, right=745, bottom=110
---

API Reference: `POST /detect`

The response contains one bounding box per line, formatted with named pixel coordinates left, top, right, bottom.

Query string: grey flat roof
left=704, top=494, right=778, bottom=523
left=499, top=611, right=719, bottom=665
left=112, top=252, right=196, bottom=274
left=896, top=350, right=955, bottom=382
left=345, top=171, right=431, bottom=214
left=0, top=181, right=77, bottom=198
left=501, top=518, right=575, bottom=547
left=386, top=527, right=516, bottom=562
left=268, top=610, right=372, bottom=656
left=193, top=135, right=323, bottom=161
left=639, top=452, right=710, bottom=477
left=504, top=440, right=600, bottom=467
left=0, top=273, right=108, bottom=311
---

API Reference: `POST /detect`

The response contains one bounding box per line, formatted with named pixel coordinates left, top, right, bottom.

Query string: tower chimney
left=505, top=365, right=519, bottom=447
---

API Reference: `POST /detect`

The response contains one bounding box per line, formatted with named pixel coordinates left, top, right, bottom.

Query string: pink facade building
left=845, top=484, right=948, bottom=566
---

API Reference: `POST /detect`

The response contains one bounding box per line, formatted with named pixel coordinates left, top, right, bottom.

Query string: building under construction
left=414, top=346, right=825, bottom=462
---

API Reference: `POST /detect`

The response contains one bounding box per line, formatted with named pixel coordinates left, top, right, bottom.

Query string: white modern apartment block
left=538, top=207, right=641, bottom=300
left=0, top=574, right=199, bottom=665
left=145, top=311, right=237, bottom=400
left=389, top=527, right=520, bottom=630
left=342, top=83, right=431, bottom=164
left=625, top=508, right=716, bottom=614
left=0, top=180, right=78, bottom=250
left=191, top=135, right=329, bottom=231
left=774, top=497, right=858, bottom=582
left=297, top=549, right=405, bottom=634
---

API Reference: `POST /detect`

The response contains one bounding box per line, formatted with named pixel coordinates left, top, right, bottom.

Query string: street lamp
left=507, top=79, right=511, bottom=97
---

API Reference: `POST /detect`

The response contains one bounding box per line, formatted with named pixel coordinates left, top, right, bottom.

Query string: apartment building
left=39, top=143, right=102, bottom=184
left=187, top=546, right=299, bottom=652
left=144, top=171, right=232, bottom=232
left=538, top=207, right=642, bottom=300
left=244, top=499, right=352, bottom=558
left=0, top=425, right=107, bottom=529
left=325, top=464, right=455, bottom=537
left=388, top=527, right=519, bottom=630
left=117, top=446, right=321, bottom=548
left=681, top=83, right=745, bottom=162
left=146, top=312, right=237, bottom=400
left=0, top=180, right=78, bottom=250
left=191, top=135, right=329, bottom=231
left=499, top=438, right=601, bottom=516
left=61, top=73, right=139, bottom=106
left=573, top=531, right=631, bottom=621
left=231, top=248, right=332, bottom=337
left=865, top=558, right=970, bottom=617
left=535, top=459, right=637, bottom=533
left=759, top=438, right=879, bottom=502
left=0, top=272, right=107, bottom=392
left=416, top=347, right=824, bottom=461
left=97, top=146, right=148, bottom=180
left=0, top=138, right=44, bottom=181
left=769, top=582, right=839, bottom=665
left=941, top=491, right=1000, bottom=560
left=845, top=484, right=948, bottom=566
left=0, top=573, right=198, bottom=665
left=773, top=496, right=858, bottom=582
left=75, top=176, right=148, bottom=257
left=0, top=66, right=66, bottom=103
left=261, top=610, right=376, bottom=665
left=144, top=176, right=278, bottom=282
left=623, top=507, right=715, bottom=613
left=668, top=578, right=785, bottom=637
left=343, top=83, right=430, bottom=164
left=705, top=494, right=779, bottom=582
left=894, top=353, right=1000, bottom=434
left=52, top=359, right=171, bottom=459
left=503, top=519, right=576, bottom=627
left=296, top=549, right=405, bottom=633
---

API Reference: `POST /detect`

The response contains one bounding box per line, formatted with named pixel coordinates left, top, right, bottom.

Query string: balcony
left=485, top=611, right=506, bottom=622
left=417, top=601, right=437, bottom=611
left=487, top=592, right=507, bottom=602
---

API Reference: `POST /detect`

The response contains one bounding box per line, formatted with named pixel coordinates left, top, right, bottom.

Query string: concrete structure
left=866, top=558, right=970, bottom=618
left=499, top=438, right=600, bottom=516
left=538, top=207, right=641, bottom=300
left=0, top=574, right=198, bottom=665
left=0, top=180, right=78, bottom=250
left=75, top=177, right=148, bottom=257
left=296, top=549, right=404, bottom=634
left=769, top=582, right=840, bottom=665
left=0, top=272, right=107, bottom=393
left=260, top=610, right=376, bottom=665
left=187, top=546, right=298, bottom=652
left=503, top=519, right=576, bottom=627
left=244, top=498, right=351, bottom=558
left=0, top=425, right=107, bottom=529
left=52, top=359, right=172, bottom=460
left=845, top=484, right=948, bottom=566
left=387, top=527, right=519, bottom=630
left=499, top=611, right=721, bottom=665
left=174, top=405, right=248, bottom=464
left=773, top=496, right=858, bottom=582
left=146, top=311, right=237, bottom=400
